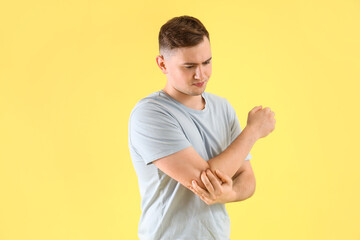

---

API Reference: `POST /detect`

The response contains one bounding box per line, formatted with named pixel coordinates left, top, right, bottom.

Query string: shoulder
left=129, top=91, right=177, bottom=123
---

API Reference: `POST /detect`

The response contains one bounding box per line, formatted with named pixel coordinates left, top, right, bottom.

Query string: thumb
left=215, top=169, right=231, bottom=183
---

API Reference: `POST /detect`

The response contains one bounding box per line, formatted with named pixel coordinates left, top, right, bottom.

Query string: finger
left=192, top=180, right=210, bottom=198
left=199, top=194, right=213, bottom=205
left=205, top=169, right=222, bottom=190
left=189, top=185, right=197, bottom=194
left=251, top=105, right=262, bottom=113
left=201, top=171, right=215, bottom=194
left=191, top=181, right=204, bottom=196
left=215, top=169, right=232, bottom=184
left=207, top=169, right=222, bottom=183
left=195, top=187, right=214, bottom=204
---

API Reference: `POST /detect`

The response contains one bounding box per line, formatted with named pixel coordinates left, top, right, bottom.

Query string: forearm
left=229, top=170, right=256, bottom=202
left=207, top=126, right=258, bottom=179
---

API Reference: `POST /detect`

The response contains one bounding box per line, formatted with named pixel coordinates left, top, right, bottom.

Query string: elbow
left=241, top=176, right=256, bottom=200
left=248, top=178, right=256, bottom=198
left=249, top=186, right=256, bottom=198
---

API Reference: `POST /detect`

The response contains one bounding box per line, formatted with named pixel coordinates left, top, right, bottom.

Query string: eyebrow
left=182, top=57, right=212, bottom=65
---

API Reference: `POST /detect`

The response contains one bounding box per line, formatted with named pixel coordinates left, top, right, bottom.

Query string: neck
left=162, top=87, right=205, bottom=110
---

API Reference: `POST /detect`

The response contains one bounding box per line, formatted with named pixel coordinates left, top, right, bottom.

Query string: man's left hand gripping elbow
left=190, top=160, right=256, bottom=204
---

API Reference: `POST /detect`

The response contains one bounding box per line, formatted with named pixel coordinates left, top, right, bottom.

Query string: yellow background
left=1, top=0, right=359, bottom=239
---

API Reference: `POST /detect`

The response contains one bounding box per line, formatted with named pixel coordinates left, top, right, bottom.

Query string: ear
left=156, top=55, right=168, bottom=74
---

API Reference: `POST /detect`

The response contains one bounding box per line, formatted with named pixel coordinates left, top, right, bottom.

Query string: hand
left=190, top=169, right=236, bottom=205
left=247, top=105, right=276, bottom=139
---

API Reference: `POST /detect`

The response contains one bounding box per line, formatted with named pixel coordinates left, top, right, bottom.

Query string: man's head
left=156, top=16, right=212, bottom=97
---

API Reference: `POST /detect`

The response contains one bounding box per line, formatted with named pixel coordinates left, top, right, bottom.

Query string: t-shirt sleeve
left=226, top=99, right=252, bottom=161
left=129, top=102, right=192, bottom=165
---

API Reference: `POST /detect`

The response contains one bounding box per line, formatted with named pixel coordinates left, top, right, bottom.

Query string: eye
left=184, top=61, right=211, bottom=69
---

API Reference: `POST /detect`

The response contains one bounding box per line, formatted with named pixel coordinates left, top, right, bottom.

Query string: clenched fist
left=247, top=105, right=276, bottom=140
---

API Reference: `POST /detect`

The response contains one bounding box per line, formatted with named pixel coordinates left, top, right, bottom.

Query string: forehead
left=170, top=36, right=212, bottom=64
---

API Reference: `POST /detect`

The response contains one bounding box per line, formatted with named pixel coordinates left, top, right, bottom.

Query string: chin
left=190, top=88, right=206, bottom=96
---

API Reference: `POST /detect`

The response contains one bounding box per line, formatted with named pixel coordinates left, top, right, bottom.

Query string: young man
left=128, top=15, right=276, bottom=239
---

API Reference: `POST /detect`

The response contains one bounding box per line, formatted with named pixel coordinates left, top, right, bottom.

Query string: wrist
left=243, top=125, right=259, bottom=143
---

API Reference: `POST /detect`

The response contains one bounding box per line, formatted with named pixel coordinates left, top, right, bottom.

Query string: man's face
left=159, top=36, right=212, bottom=97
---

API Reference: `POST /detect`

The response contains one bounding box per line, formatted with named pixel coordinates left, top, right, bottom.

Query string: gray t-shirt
left=128, top=90, right=252, bottom=240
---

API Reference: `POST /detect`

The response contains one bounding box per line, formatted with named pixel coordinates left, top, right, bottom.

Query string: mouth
left=193, top=81, right=206, bottom=87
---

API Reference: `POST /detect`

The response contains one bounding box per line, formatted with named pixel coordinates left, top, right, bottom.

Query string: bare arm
left=153, top=125, right=258, bottom=190
left=207, top=126, right=257, bottom=180
left=190, top=159, right=256, bottom=204
left=229, top=160, right=256, bottom=202
left=232, top=167, right=256, bottom=201
left=153, top=105, right=275, bottom=191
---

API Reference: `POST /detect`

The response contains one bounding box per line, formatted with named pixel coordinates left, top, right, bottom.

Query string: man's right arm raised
left=131, top=102, right=275, bottom=192
left=152, top=124, right=259, bottom=190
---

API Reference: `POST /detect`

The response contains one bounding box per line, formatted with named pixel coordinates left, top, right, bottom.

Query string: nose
left=194, top=65, right=205, bottom=80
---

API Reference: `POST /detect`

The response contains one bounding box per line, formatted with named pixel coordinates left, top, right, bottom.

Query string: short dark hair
left=158, top=15, right=210, bottom=56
